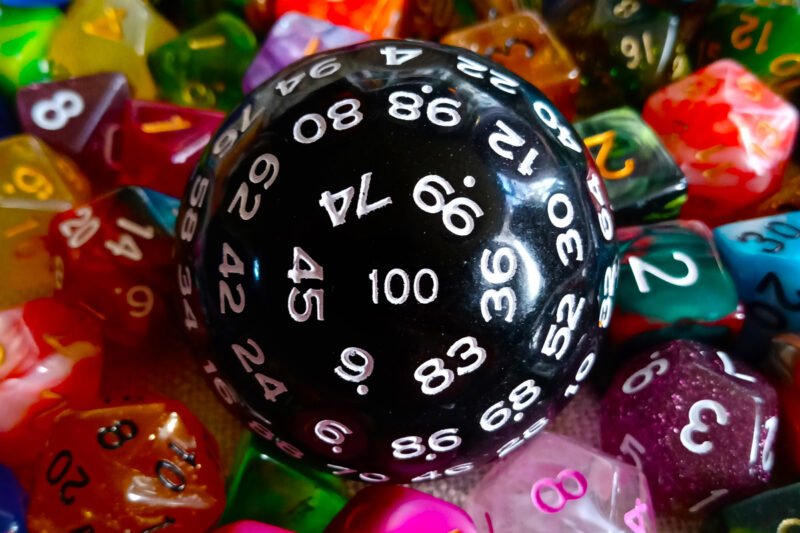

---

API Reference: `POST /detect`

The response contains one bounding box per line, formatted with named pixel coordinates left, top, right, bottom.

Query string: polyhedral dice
left=756, top=161, right=800, bottom=216
left=0, top=5, right=61, bottom=97
left=272, top=0, right=405, bottom=38
left=27, top=397, right=226, bottom=532
left=778, top=385, right=800, bottom=472
left=0, top=298, right=103, bottom=483
left=325, top=485, right=477, bottom=533
left=48, top=186, right=179, bottom=346
left=219, top=433, right=347, bottom=533
left=17, top=73, right=131, bottom=191
left=697, top=1, right=800, bottom=91
left=0, top=135, right=91, bottom=309
left=47, top=0, right=178, bottom=99
left=441, top=11, right=581, bottom=119
left=464, top=431, right=656, bottom=533
left=613, top=220, right=744, bottom=351
left=242, top=13, right=369, bottom=95
left=767, top=333, right=800, bottom=386
left=702, top=482, right=800, bottom=533
left=148, top=13, right=257, bottom=111
left=574, top=106, right=687, bottom=226
left=216, top=522, right=295, bottom=533
left=602, top=339, right=779, bottom=514
left=176, top=40, right=618, bottom=482
left=643, top=59, right=799, bottom=227
left=714, top=212, right=800, bottom=336
left=0, top=465, right=26, bottom=533
left=116, top=101, right=225, bottom=198
left=147, top=0, right=247, bottom=29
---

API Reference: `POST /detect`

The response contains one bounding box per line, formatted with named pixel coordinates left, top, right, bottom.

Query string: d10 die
left=643, top=59, right=798, bottom=227
left=48, top=186, right=179, bottom=346
left=613, top=220, right=744, bottom=351
left=47, top=0, right=178, bottom=99
left=116, top=100, right=225, bottom=198
left=714, top=212, right=800, bottom=336
left=242, top=12, right=368, bottom=95
left=0, top=298, right=103, bottom=485
left=27, top=397, right=226, bottom=532
left=17, top=73, right=131, bottom=192
left=0, top=135, right=91, bottom=309
left=441, top=11, right=580, bottom=119
left=465, top=431, right=656, bottom=533
left=601, top=339, right=779, bottom=514
left=148, top=13, right=257, bottom=111
left=219, top=432, right=347, bottom=533
left=325, top=485, right=478, bottom=533
left=574, top=106, right=687, bottom=226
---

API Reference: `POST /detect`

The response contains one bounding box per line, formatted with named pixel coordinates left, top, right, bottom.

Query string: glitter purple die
left=601, top=339, right=778, bottom=514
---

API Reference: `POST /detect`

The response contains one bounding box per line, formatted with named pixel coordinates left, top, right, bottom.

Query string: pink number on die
left=530, top=469, right=588, bottom=513
left=623, top=498, right=650, bottom=533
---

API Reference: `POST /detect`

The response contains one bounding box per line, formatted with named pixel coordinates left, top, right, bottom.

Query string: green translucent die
left=697, top=1, right=800, bottom=91
left=612, top=220, right=744, bottom=351
left=148, top=12, right=256, bottom=111
left=220, top=432, right=348, bottom=533
left=702, top=482, right=800, bottom=533
left=0, top=6, right=62, bottom=96
left=574, top=107, right=687, bottom=226
left=149, top=0, right=247, bottom=29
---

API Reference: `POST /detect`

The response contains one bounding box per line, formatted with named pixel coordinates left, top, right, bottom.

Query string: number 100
left=369, top=268, right=438, bottom=305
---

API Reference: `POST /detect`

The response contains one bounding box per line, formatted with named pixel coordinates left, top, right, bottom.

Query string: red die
left=643, top=60, right=798, bottom=227
left=27, top=397, right=225, bottom=532
left=16, top=73, right=130, bottom=192
left=117, top=100, right=225, bottom=198
left=0, top=298, right=103, bottom=487
left=273, top=0, right=405, bottom=38
left=47, top=186, right=179, bottom=346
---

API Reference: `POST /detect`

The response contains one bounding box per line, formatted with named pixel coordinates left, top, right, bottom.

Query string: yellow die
left=48, top=0, right=177, bottom=99
left=0, top=135, right=91, bottom=309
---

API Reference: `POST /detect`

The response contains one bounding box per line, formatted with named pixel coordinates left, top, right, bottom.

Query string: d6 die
left=601, top=339, right=779, bottom=514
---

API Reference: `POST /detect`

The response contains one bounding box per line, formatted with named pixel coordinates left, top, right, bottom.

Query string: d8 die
left=643, top=59, right=799, bottom=226
left=176, top=40, right=618, bottom=481
left=116, top=101, right=225, bottom=198
left=17, top=73, right=131, bottom=191
left=0, top=298, right=103, bottom=484
left=325, top=485, right=477, bottom=533
left=613, top=220, right=744, bottom=351
left=219, top=432, right=347, bottom=533
left=574, top=106, right=687, bottom=226
left=48, top=186, right=179, bottom=346
left=441, top=11, right=580, bottom=119
left=714, top=212, right=800, bottom=336
left=465, top=432, right=656, bottom=533
left=47, top=0, right=178, bottom=99
left=242, top=12, right=368, bottom=95
left=0, top=135, right=91, bottom=309
left=148, top=13, right=257, bottom=111
left=601, top=339, right=779, bottom=514
left=27, top=397, right=226, bottom=532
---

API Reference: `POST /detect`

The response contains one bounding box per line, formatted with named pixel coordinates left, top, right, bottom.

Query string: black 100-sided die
left=175, top=40, right=619, bottom=483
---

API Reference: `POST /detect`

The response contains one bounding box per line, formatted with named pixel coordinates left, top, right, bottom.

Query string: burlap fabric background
left=107, top=336, right=702, bottom=532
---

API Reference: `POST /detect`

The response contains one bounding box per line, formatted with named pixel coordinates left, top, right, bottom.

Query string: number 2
left=628, top=251, right=698, bottom=293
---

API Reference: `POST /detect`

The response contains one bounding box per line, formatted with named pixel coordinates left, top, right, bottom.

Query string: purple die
left=242, top=12, right=368, bottom=94
left=601, top=340, right=779, bottom=515
left=16, top=72, right=130, bottom=192
left=465, top=432, right=656, bottom=533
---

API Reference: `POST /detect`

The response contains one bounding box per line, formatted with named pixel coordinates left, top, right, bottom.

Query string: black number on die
left=140, top=517, right=176, bottom=532
left=46, top=449, right=90, bottom=505
left=97, top=419, right=139, bottom=450
left=155, top=460, right=186, bottom=492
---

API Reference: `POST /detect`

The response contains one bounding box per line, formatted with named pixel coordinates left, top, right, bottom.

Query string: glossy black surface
left=176, top=40, right=619, bottom=482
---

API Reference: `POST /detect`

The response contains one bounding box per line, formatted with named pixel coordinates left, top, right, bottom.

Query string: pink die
left=324, top=485, right=477, bottom=533
left=643, top=59, right=798, bottom=227
left=465, top=432, right=656, bottom=533
left=214, top=520, right=295, bottom=533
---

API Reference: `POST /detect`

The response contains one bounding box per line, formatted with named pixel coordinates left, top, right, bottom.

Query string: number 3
left=680, top=399, right=729, bottom=455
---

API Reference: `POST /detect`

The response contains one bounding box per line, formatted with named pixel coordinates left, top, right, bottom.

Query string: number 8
left=414, top=359, right=455, bottom=395
left=32, top=90, right=85, bottom=131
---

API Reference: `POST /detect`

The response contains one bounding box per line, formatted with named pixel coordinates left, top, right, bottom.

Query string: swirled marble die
left=176, top=40, right=618, bottom=482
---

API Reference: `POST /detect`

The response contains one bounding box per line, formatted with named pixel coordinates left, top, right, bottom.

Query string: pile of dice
left=0, top=0, right=799, bottom=531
